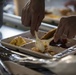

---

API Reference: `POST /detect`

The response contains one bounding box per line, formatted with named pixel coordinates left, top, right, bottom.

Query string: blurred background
left=4, top=0, right=70, bottom=16
left=3, top=0, right=74, bottom=27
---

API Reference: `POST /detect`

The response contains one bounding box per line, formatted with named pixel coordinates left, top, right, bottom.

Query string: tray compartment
left=1, top=30, right=76, bottom=59
left=22, top=42, right=65, bottom=55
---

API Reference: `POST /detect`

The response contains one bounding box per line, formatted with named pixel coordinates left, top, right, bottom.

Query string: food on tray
left=41, top=28, right=57, bottom=39
left=31, top=30, right=66, bottom=56
left=32, top=38, right=67, bottom=55
left=31, top=29, right=68, bottom=55
left=60, top=8, right=72, bottom=16
left=35, top=31, right=45, bottom=52
left=46, top=14, right=61, bottom=19
left=46, top=7, right=76, bottom=19
left=32, top=45, right=56, bottom=55
left=41, top=28, right=68, bottom=48
left=10, top=36, right=26, bottom=46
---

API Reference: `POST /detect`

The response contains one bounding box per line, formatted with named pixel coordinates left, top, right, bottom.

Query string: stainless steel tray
left=1, top=30, right=50, bottom=58
left=1, top=28, right=76, bottom=59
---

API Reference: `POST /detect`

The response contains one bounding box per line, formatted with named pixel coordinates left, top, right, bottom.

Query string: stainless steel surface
left=50, top=55, right=76, bottom=75
left=0, top=25, right=24, bottom=39
left=3, top=13, right=21, bottom=26
left=40, top=23, right=57, bottom=31
left=3, top=13, right=57, bottom=31
left=53, top=45, right=76, bottom=60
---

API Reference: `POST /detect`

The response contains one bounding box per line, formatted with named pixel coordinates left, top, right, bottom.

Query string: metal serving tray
left=1, top=30, right=49, bottom=58
left=1, top=26, right=76, bottom=59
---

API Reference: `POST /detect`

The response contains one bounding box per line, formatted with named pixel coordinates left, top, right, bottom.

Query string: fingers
left=30, top=13, right=38, bottom=35
left=35, top=15, right=44, bottom=31
left=30, top=13, right=44, bottom=35
left=54, top=18, right=65, bottom=42
left=54, top=17, right=71, bottom=42
left=68, top=28, right=76, bottom=39
left=65, top=1, right=75, bottom=7
left=21, top=6, right=44, bottom=36
left=65, top=1, right=71, bottom=7
left=21, top=0, right=45, bottom=36
left=54, top=16, right=76, bottom=42
left=23, top=11, right=31, bottom=27
left=61, top=26, right=69, bottom=39
left=21, top=7, right=25, bottom=25
left=54, top=25, right=64, bottom=42
left=21, top=2, right=31, bottom=27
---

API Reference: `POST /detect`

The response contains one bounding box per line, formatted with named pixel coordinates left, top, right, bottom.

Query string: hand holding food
left=21, top=0, right=45, bottom=35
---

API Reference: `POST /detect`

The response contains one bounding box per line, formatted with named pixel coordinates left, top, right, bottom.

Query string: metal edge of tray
left=2, top=40, right=76, bottom=60
left=1, top=33, right=76, bottom=60
left=0, top=41, right=52, bottom=59
left=53, top=45, right=76, bottom=61
left=3, top=13, right=76, bottom=60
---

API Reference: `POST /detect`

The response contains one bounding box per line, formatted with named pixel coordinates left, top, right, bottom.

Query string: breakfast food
left=31, top=31, right=56, bottom=55
left=31, top=41, right=65, bottom=56
left=60, top=8, right=72, bottom=16
left=47, top=14, right=61, bottom=19
left=31, top=29, right=67, bottom=56
left=46, top=8, right=74, bottom=20
left=41, top=28, right=57, bottom=39
left=32, top=38, right=66, bottom=56
left=10, top=36, right=26, bottom=46
left=32, top=43, right=57, bottom=55
left=41, top=28, right=68, bottom=48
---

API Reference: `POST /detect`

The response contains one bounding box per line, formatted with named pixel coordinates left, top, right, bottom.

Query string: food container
left=1, top=29, right=76, bottom=59
left=1, top=30, right=46, bottom=54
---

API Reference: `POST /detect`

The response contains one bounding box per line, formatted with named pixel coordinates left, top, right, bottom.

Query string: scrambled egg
left=47, top=14, right=61, bottom=19
left=10, top=36, right=26, bottom=46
